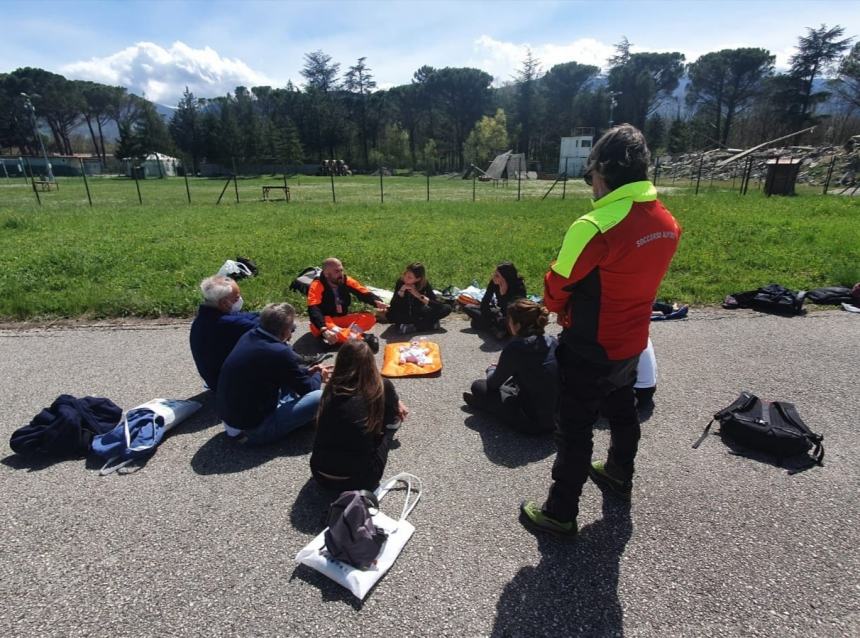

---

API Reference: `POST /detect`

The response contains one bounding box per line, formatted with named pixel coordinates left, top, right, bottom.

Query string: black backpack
left=723, top=284, right=804, bottom=315
left=289, top=266, right=322, bottom=295
left=693, top=392, right=824, bottom=471
left=324, top=490, right=388, bottom=570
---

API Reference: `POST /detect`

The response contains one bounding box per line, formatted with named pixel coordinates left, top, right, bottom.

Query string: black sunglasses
left=583, top=169, right=594, bottom=186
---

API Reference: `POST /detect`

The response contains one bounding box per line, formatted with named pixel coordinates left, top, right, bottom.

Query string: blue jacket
left=217, top=327, right=322, bottom=430
left=189, top=305, right=259, bottom=390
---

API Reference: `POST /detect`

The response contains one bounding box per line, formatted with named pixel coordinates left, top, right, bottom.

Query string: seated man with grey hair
left=189, top=275, right=260, bottom=391
left=217, top=303, right=331, bottom=445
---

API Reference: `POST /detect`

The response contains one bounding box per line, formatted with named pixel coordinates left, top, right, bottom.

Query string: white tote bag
left=295, top=472, right=423, bottom=600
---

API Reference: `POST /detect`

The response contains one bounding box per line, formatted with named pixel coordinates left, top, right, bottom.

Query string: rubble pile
left=656, top=142, right=859, bottom=188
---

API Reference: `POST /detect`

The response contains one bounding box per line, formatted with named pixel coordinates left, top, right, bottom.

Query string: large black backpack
left=693, top=391, right=824, bottom=472
left=289, top=266, right=322, bottom=295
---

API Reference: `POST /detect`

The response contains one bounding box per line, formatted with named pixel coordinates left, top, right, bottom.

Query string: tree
left=344, top=57, right=377, bottom=166
left=686, top=48, right=774, bottom=144
left=788, top=24, right=852, bottom=126
left=169, top=87, right=206, bottom=172
left=833, top=41, right=860, bottom=109
left=301, top=50, right=341, bottom=92
left=464, top=108, right=508, bottom=166
left=645, top=114, right=666, bottom=151
left=514, top=49, right=542, bottom=157
left=666, top=118, right=689, bottom=154
left=542, top=61, right=600, bottom=135
left=608, top=47, right=685, bottom=129
left=427, top=67, right=493, bottom=168
left=115, top=97, right=172, bottom=162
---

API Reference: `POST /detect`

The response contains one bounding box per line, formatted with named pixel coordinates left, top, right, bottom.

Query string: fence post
left=133, top=165, right=143, bottom=204
left=25, top=157, right=41, bottom=206
left=472, top=173, right=476, bottom=202
left=183, top=157, right=192, bottom=204
left=426, top=170, right=430, bottom=202
left=282, top=168, right=289, bottom=204
left=822, top=155, right=836, bottom=195
left=562, top=158, right=568, bottom=200
left=231, top=157, right=239, bottom=203
left=379, top=167, right=384, bottom=204
left=19, top=157, right=30, bottom=186
left=79, top=159, right=93, bottom=206
left=653, top=157, right=660, bottom=186
left=694, top=154, right=705, bottom=195
left=330, top=165, right=336, bottom=203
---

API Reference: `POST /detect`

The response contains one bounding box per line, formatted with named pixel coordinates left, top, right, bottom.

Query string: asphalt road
left=1, top=311, right=857, bottom=637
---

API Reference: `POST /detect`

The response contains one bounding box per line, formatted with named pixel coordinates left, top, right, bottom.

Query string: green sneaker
left=589, top=461, right=632, bottom=501
left=519, top=500, right=578, bottom=540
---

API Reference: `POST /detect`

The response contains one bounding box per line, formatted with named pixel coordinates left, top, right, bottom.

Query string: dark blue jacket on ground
left=217, top=327, right=322, bottom=430
left=189, top=305, right=259, bottom=390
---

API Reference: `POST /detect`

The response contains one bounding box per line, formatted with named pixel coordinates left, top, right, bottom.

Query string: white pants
left=634, top=338, right=657, bottom=389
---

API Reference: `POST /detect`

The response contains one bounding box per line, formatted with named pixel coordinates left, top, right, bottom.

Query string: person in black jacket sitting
left=310, top=340, right=410, bottom=491
left=463, top=261, right=527, bottom=340
left=385, top=262, right=452, bottom=334
left=463, top=298, right=557, bottom=434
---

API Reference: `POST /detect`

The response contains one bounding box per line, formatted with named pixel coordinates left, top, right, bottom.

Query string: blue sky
left=3, top=0, right=858, bottom=104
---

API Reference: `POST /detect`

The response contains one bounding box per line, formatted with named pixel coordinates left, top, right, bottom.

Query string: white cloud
left=60, top=41, right=273, bottom=104
left=472, top=35, right=616, bottom=82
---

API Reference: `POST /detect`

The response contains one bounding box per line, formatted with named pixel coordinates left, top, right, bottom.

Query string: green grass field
left=0, top=175, right=857, bottom=320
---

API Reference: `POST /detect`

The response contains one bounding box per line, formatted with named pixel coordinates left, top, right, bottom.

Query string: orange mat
left=381, top=341, right=443, bottom=377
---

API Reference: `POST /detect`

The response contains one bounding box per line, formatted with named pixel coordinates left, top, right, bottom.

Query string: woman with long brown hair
left=310, top=340, right=409, bottom=491
left=385, top=261, right=451, bottom=334
left=463, top=298, right=557, bottom=434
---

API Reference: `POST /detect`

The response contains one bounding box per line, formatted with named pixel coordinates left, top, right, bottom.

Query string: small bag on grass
left=693, top=391, right=824, bottom=472
left=295, top=473, right=422, bottom=600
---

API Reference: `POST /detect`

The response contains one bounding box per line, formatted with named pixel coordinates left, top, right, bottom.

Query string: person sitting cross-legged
left=386, top=262, right=452, bottom=334
left=310, top=339, right=409, bottom=492
left=189, top=275, right=260, bottom=392
left=217, top=303, right=331, bottom=445
left=307, top=257, right=387, bottom=353
left=463, top=299, right=558, bottom=435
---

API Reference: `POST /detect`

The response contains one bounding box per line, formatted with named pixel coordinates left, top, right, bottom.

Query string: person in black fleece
left=463, top=261, right=527, bottom=340
left=463, top=298, right=558, bottom=434
left=310, top=340, right=410, bottom=491
left=386, top=262, right=452, bottom=334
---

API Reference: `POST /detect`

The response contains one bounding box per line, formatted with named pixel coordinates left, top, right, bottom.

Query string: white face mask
left=230, top=296, right=244, bottom=313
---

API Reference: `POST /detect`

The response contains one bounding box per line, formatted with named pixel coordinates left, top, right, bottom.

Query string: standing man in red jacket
left=520, top=124, right=681, bottom=539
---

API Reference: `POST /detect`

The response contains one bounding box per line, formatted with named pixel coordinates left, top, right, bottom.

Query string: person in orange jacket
left=307, top=257, right=388, bottom=353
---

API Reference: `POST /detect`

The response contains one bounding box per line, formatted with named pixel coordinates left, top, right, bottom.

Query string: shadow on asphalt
left=189, top=425, right=315, bottom=475
left=491, top=498, right=632, bottom=637
left=378, top=324, right=449, bottom=343
left=290, top=564, right=364, bottom=610
left=290, top=477, right=338, bottom=534
left=1, top=453, right=80, bottom=472
left=169, top=391, right=223, bottom=437
left=459, top=327, right=506, bottom=353
left=291, top=332, right=328, bottom=356
left=462, top=412, right=555, bottom=468
left=710, top=437, right=821, bottom=475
